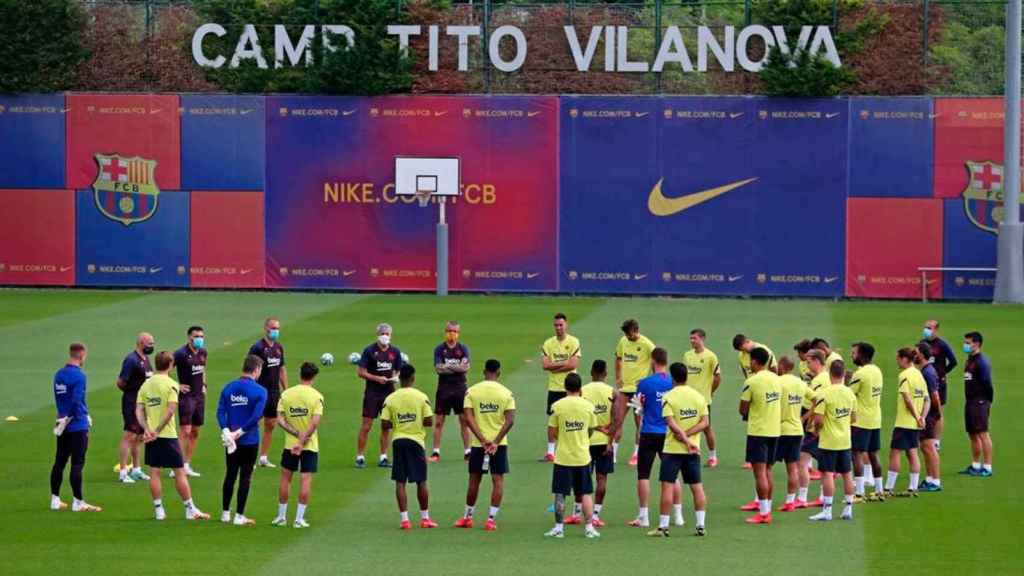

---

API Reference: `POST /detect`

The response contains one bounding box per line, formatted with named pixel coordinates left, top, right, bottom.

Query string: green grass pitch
left=0, top=290, right=1019, bottom=575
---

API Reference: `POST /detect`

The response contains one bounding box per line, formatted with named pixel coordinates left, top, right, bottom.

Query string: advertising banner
left=181, top=95, right=265, bottom=191
left=0, top=189, right=75, bottom=285
left=849, top=97, right=933, bottom=198
left=0, top=94, right=66, bottom=189
left=190, top=191, right=265, bottom=288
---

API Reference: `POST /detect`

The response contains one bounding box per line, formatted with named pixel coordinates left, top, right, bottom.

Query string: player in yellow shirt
left=545, top=374, right=600, bottom=539
left=809, top=360, right=858, bottom=521
left=849, top=342, right=885, bottom=501
left=793, top=339, right=813, bottom=382
left=135, top=351, right=209, bottom=521
left=738, top=348, right=782, bottom=524
left=457, top=359, right=516, bottom=531
left=272, top=362, right=324, bottom=528
left=811, top=338, right=844, bottom=372
left=540, top=313, right=581, bottom=461
left=683, top=328, right=721, bottom=467
left=800, top=349, right=830, bottom=505
left=613, top=319, right=655, bottom=466
left=381, top=365, right=437, bottom=530
left=775, top=357, right=809, bottom=513
left=648, top=363, right=709, bottom=537
left=884, top=348, right=929, bottom=498
left=732, top=333, right=778, bottom=379
left=576, top=360, right=618, bottom=527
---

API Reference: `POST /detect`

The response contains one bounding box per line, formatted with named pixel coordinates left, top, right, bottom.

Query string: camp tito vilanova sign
left=192, top=23, right=841, bottom=73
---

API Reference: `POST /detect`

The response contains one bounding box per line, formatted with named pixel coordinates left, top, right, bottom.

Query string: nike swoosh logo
left=929, top=113, right=940, bottom=119
left=149, top=109, right=162, bottom=115
left=728, top=275, right=743, bottom=282
left=825, top=113, right=840, bottom=119
left=342, top=110, right=356, bottom=116
left=61, top=108, right=70, bottom=113
left=240, top=109, right=254, bottom=115
left=149, top=267, right=162, bottom=274
left=434, top=111, right=448, bottom=117
left=528, top=111, right=541, bottom=117
left=825, top=276, right=839, bottom=283
left=60, top=266, right=72, bottom=272
left=343, top=270, right=357, bottom=277
left=648, top=177, right=758, bottom=217
left=240, top=268, right=252, bottom=275
left=635, top=112, right=649, bottom=118
left=527, top=272, right=540, bottom=279
left=634, top=274, right=648, bottom=280
left=729, top=112, right=744, bottom=119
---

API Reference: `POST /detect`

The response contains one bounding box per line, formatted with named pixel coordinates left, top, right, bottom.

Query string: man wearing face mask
left=173, top=326, right=208, bottom=478
left=430, top=321, right=471, bottom=463
left=919, top=320, right=958, bottom=409
left=249, top=317, right=288, bottom=468
left=356, top=323, right=404, bottom=469
left=116, top=332, right=155, bottom=483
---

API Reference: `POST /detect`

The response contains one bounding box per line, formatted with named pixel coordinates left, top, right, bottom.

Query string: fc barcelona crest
left=92, top=154, right=160, bottom=226
left=961, top=160, right=1024, bottom=234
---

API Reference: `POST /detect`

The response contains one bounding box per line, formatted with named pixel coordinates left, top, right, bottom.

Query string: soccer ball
left=320, top=353, right=334, bottom=366
left=347, top=352, right=361, bottom=365
left=401, top=352, right=410, bottom=363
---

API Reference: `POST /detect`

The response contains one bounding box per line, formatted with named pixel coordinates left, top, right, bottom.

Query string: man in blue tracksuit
left=217, top=354, right=268, bottom=525
left=51, top=342, right=102, bottom=512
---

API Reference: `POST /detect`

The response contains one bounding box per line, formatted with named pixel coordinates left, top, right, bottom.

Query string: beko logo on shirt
left=871, top=385, right=883, bottom=398
left=833, top=407, right=851, bottom=418
left=397, top=412, right=417, bottom=424
left=289, top=406, right=309, bottom=417
left=594, top=404, right=609, bottom=415
left=192, top=365, right=205, bottom=375
left=376, top=361, right=394, bottom=372
left=478, top=401, right=500, bottom=413
left=266, top=357, right=281, bottom=368
left=679, top=408, right=700, bottom=418
left=145, top=396, right=161, bottom=407
left=564, top=420, right=586, bottom=432
left=55, top=383, right=68, bottom=394
left=230, top=394, right=249, bottom=406
left=764, top=391, right=780, bottom=403
left=788, top=393, right=803, bottom=405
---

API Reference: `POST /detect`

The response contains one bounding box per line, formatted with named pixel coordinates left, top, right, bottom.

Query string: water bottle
left=482, top=454, right=490, bottom=472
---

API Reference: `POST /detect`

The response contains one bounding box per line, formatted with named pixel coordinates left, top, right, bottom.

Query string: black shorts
left=801, top=432, right=820, bottom=458
left=851, top=427, right=881, bottom=452
left=817, top=448, right=852, bottom=474
left=546, top=391, right=567, bottom=415
left=263, top=389, right=280, bottom=419
left=921, top=414, right=941, bottom=440
left=890, top=427, right=920, bottom=451
left=552, top=464, right=594, bottom=496
left=121, top=394, right=143, bottom=434
left=938, top=381, right=948, bottom=406
left=362, top=384, right=395, bottom=419
left=589, top=445, right=614, bottom=475
left=745, top=435, right=778, bottom=464
left=281, top=449, right=319, bottom=473
left=965, top=399, right=991, bottom=434
left=468, top=445, right=509, bottom=475
left=55, top=430, right=89, bottom=466
left=435, top=385, right=466, bottom=416
left=144, top=438, right=184, bottom=469
left=391, top=439, right=427, bottom=484
left=659, top=453, right=702, bottom=484
left=637, top=433, right=665, bottom=480
left=776, top=435, right=802, bottom=464
left=178, top=395, right=205, bottom=427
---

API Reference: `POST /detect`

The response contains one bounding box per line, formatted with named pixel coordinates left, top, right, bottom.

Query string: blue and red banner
left=0, top=189, right=75, bottom=285
left=0, top=94, right=66, bottom=189
left=76, top=189, right=190, bottom=287
left=849, top=97, right=933, bottom=198
left=559, top=96, right=848, bottom=296
left=181, top=95, right=265, bottom=191
left=265, top=95, right=558, bottom=291
left=190, top=191, right=265, bottom=288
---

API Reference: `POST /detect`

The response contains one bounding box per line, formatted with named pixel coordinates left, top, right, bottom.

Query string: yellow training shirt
left=547, top=395, right=596, bottom=466
left=464, top=380, right=516, bottom=447
left=137, top=374, right=179, bottom=439
left=739, top=370, right=782, bottom=437
left=278, top=385, right=325, bottom=452
left=381, top=387, right=433, bottom=448
left=541, top=335, right=582, bottom=392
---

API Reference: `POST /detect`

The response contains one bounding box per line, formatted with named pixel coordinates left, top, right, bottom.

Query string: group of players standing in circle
left=47, top=314, right=995, bottom=538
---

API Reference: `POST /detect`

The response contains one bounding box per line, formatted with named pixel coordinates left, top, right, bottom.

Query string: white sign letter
left=387, top=25, right=421, bottom=55
left=697, top=26, right=733, bottom=72
left=488, top=25, right=526, bottom=72
left=447, top=26, right=481, bottom=71
left=322, top=25, right=355, bottom=53
left=809, top=26, right=842, bottom=67
left=652, top=26, right=693, bottom=72
left=274, top=24, right=315, bottom=68
left=563, top=25, right=602, bottom=71
left=617, top=26, right=649, bottom=72
left=736, top=25, right=774, bottom=72
left=230, top=24, right=268, bottom=69
left=192, top=23, right=226, bottom=68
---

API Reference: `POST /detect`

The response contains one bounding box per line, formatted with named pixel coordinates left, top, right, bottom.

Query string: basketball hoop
left=415, top=188, right=432, bottom=207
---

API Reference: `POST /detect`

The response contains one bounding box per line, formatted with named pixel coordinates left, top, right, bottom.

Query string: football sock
left=594, top=504, right=603, bottom=516
left=863, top=463, right=873, bottom=480
left=758, top=499, right=771, bottom=515
left=547, top=442, right=555, bottom=454
left=673, top=504, right=683, bottom=519
left=854, top=476, right=865, bottom=496
left=708, top=450, right=717, bottom=460
left=909, top=473, right=920, bottom=490
left=638, top=507, right=649, bottom=523
left=659, top=515, right=670, bottom=529
left=573, top=503, right=582, bottom=516
left=797, top=487, right=809, bottom=501
left=873, top=477, right=883, bottom=493
left=183, top=499, right=195, bottom=511
left=420, top=509, right=430, bottom=520
left=296, top=503, right=307, bottom=521
left=153, top=499, right=163, bottom=508
left=972, top=461, right=981, bottom=470
left=885, top=471, right=898, bottom=490
left=488, top=506, right=499, bottom=519
left=785, top=493, right=795, bottom=504
left=695, top=510, right=706, bottom=527
left=464, top=505, right=475, bottom=518
left=277, top=503, right=287, bottom=518
left=822, top=496, right=833, bottom=511
left=983, top=464, right=992, bottom=472
left=400, top=511, right=409, bottom=522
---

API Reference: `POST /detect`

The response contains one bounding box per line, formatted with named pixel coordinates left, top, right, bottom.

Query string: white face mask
left=378, top=334, right=391, bottom=346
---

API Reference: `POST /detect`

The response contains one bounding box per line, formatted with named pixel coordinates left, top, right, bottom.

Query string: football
left=348, top=352, right=361, bottom=365
left=320, top=352, right=334, bottom=366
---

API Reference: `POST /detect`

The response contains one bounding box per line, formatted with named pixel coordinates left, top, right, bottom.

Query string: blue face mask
left=192, top=337, right=204, bottom=349
left=268, top=329, right=280, bottom=341
left=923, top=328, right=933, bottom=339
left=962, top=342, right=972, bottom=354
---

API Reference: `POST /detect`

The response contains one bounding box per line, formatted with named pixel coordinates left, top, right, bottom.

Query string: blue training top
left=54, top=363, right=89, bottom=433
left=216, top=376, right=268, bottom=446
left=636, top=372, right=673, bottom=434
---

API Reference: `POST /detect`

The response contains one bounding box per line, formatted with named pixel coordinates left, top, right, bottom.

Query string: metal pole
left=437, top=200, right=449, bottom=296
left=744, top=0, right=751, bottom=26
left=655, top=0, right=662, bottom=94
left=995, top=0, right=1024, bottom=303
left=483, top=0, right=491, bottom=93
left=922, top=0, right=930, bottom=66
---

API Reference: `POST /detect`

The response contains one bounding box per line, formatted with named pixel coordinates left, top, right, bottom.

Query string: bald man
left=116, top=332, right=155, bottom=483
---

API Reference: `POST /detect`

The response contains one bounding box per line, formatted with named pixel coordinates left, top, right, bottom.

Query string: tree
left=0, top=0, right=87, bottom=93
left=930, top=22, right=1008, bottom=95
left=759, top=46, right=855, bottom=97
